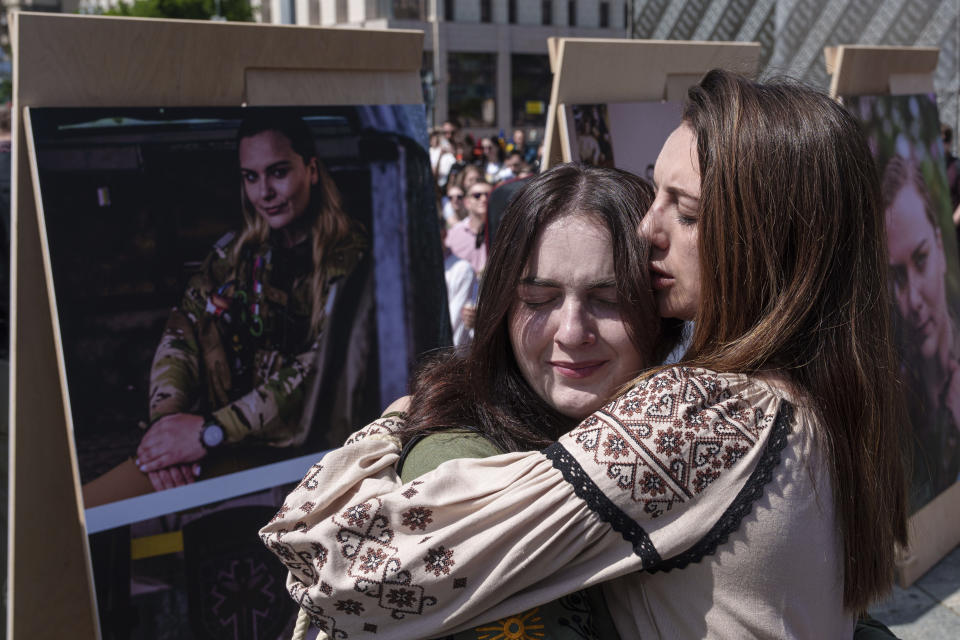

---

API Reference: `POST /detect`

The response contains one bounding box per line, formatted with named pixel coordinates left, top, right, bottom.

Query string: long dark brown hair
left=677, top=69, right=908, bottom=611
left=402, top=164, right=677, bottom=453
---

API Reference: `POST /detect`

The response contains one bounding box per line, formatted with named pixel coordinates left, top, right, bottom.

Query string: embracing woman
left=261, top=70, right=908, bottom=639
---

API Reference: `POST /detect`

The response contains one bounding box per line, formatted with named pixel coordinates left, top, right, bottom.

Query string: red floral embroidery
left=563, top=367, right=771, bottom=517
left=402, top=507, right=434, bottom=531
left=423, top=546, right=455, bottom=576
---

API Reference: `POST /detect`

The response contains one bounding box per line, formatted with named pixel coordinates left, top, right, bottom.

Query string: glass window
left=508, top=0, right=517, bottom=24
left=511, top=54, right=551, bottom=128
left=448, top=53, right=497, bottom=128
left=542, top=0, right=552, bottom=25
left=599, top=1, right=609, bottom=28
left=393, top=0, right=425, bottom=20
left=480, top=0, right=492, bottom=23
left=444, top=0, right=454, bottom=20
left=281, top=0, right=296, bottom=24
left=568, top=0, right=576, bottom=26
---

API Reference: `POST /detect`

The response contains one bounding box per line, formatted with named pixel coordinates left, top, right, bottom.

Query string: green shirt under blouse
left=399, top=431, right=622, bottom=640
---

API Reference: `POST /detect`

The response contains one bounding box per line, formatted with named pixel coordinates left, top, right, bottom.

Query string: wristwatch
left=200, top=418, right=225, bottom=449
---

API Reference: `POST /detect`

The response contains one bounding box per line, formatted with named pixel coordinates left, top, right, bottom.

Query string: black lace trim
left=648, top=400, right=794, bottom=573
left=543, top=442, right=661, bottom=569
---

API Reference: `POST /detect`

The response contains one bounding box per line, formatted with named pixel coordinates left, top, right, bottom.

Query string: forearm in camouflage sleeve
left=148, top=308, right=202, bottom=422
left=211, top=346, right=318, bottom=447
left=148, top=273, right=208, bottom=423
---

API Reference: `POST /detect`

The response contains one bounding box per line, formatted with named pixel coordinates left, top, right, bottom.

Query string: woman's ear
left=307, top=157, right=319, bottom=186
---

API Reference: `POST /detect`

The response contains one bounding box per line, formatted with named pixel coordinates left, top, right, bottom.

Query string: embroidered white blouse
left=260, top=366, right=854, bottom=639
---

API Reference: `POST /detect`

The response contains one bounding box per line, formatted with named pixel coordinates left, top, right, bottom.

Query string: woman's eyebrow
left=667, top=185, right=699, bottom=202
left=519, top=277, right=616, bottom=289
left=240, top=160, right=292, bottom=173
left=519, top=277, right=560, bottom=288
left=587, top=279, right=617, bottom=290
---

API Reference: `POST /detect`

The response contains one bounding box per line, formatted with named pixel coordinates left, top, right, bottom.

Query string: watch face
left=202, top=424, right=225, bottom=448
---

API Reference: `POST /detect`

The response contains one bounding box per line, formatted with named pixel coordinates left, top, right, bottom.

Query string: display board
left=542, top=38, right=761, bottom=171
left=559, top=101, right=684, bottom=177
left=828, top=44, right=959, bottom=588
left=10, top=12, right=425, bottom=639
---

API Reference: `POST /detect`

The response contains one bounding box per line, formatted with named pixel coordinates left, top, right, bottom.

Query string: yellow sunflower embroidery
left=474, top=607, right=545, bottom=640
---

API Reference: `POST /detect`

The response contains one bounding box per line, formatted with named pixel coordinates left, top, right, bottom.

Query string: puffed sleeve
left=260, top=367, right=793, bottom=638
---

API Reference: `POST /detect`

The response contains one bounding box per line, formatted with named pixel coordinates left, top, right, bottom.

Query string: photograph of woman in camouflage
left=133, top=112, right=365, bottom=492
left=27, top=104, right=445, bottom=520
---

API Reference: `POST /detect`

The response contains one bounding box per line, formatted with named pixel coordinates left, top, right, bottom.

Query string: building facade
left=628, top=0, right=959, bottom=139
left=261, top=0, right=629, bottom=135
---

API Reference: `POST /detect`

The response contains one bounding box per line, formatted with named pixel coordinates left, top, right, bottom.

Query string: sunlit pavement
left=870, top=545, right=960, bottom=639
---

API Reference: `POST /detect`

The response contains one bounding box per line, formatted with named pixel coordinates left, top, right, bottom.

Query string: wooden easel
left=827, top=44, right=959, bottom=589
left=9, top=12, right=423, bottom=638
left=541, top=38, right=760, bottom=170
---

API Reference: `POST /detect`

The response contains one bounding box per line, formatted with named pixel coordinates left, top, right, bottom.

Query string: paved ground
left=870, top=545, right=960, bottom=639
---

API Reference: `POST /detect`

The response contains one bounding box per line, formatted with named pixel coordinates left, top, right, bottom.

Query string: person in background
left=495, top=150, right=524, bottom=183
left=510, top=128, right=526, bottom=154
left=442, top=119, right=460, bottom=151
left=458, top=163, right=483, bottom=193
left=445, top=179, right=491, bottom=274
left=512, top=127, right=538, bottom=165
left=480, top=136, right=503, bottom=183
left=440, top=215, right=477, bottom=348
left=442, top=181, right=467, bottom=228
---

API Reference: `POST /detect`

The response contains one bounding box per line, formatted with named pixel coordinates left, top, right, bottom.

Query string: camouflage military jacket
left=148, top=230, right=364, bottom=447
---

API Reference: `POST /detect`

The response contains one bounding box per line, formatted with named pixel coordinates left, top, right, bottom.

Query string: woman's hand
left=136, top=413, right=207, bottom=473
left=146, top=464, right=201, bottom=492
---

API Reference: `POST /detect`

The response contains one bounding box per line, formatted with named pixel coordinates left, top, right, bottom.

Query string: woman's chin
left=551, top=393, right=604, bottom=421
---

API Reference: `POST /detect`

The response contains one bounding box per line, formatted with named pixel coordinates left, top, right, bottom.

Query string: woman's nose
left=260, top=179, right=276, bottom=201
left=907, top=278, right=924, bottom=313
left=639, top=211, right=667, bottom=250
left=554, top=300, right=595, bottom=347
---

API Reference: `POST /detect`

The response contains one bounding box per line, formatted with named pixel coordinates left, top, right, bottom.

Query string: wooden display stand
left=827, top=44, right=957, bottom=588
left=541, top=38, right=761, bottom=170
left=9, top=12, right=423, bottom=639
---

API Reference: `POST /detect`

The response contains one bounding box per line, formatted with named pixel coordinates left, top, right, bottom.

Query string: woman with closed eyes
left=263, top=71, right=908, bottom=639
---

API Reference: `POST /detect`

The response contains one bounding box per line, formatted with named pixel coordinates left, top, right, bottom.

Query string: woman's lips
left=551, top=361, right=607, bottom=379
left=263, top=203, right=288, bottom=216
left=650, top=267, right=674, bottom=290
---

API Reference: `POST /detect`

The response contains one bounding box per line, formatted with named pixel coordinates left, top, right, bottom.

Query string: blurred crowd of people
left=430, top=120, right=543, bottom=347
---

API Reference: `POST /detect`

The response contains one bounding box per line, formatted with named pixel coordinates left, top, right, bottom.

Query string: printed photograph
left=28, top=105, right=448, bottom=523
left=89, top=484, right=300, bottom=640
left=847, top=93, right=960, bottom=511
left=564, top=101, right=683, bottom=177
left=566, top=104, right=615, bottom=168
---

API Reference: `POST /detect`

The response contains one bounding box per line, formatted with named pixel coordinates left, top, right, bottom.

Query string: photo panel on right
left=847, top=93, right=960, bottom=512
